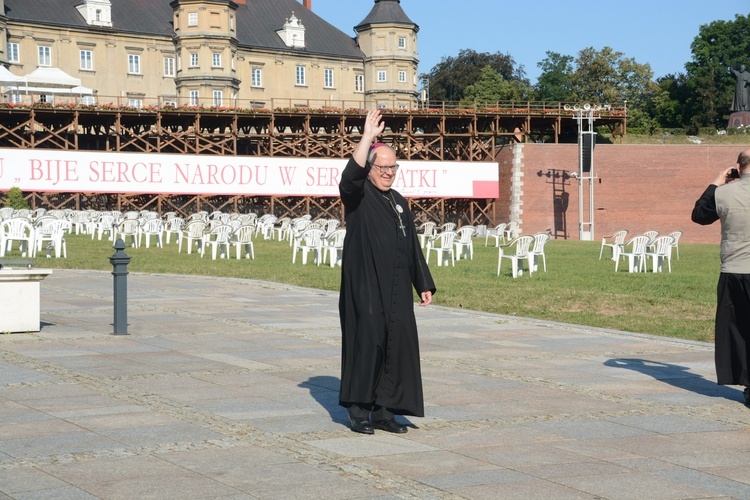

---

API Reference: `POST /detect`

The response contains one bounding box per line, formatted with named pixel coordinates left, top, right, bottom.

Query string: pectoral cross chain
left=383, top=192, right=407, bottom=237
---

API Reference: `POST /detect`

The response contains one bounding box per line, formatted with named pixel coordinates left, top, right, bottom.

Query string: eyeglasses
left=372, top=163, right=400, bottom=174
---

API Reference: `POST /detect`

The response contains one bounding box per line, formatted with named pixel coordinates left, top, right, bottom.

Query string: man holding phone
left=692, top=149, right=750, bottom=406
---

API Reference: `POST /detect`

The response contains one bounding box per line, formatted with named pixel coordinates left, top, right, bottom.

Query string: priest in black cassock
left=338, top=109, right=436, bottom=434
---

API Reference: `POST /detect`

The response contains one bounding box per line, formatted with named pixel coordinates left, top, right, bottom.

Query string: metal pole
left=109, top=238, right=131, bottom=335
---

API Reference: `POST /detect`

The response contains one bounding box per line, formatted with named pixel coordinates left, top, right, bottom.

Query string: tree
left=685, top=14, right=750, bottom=127
left=649, top=74, right=690, bottom=129
left=3, top=187, right=29, bottom=210
left=420, top=49, right=528, bottom=102
left=462, top=65, right=529, bottom=104
left=570, top=46, right=655, bottom=108
left=535, top=51, right=574, bottom=102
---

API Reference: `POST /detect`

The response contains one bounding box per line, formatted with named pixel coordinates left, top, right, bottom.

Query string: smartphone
left=730, top=168, right=741, bottom=179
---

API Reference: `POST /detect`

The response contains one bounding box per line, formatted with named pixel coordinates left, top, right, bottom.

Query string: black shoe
left=744, top=387, right=750, bottom=408
left=349, top=416, right=374, bottom=434
left=372, top=417, right=407, bottom=434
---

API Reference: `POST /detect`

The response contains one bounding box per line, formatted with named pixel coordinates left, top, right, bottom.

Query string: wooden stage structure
left=0, top=101, right=626, bottom=225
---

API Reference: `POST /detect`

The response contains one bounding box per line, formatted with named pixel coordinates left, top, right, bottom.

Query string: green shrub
left=3, top=187, right=30, bottom=210
left=699, top=127, right=717, bottom=136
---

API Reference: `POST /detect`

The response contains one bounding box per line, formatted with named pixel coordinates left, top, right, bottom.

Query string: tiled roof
left=4, top=0, right=364, bottom=60
left=355, top=0, right=418, bottom=32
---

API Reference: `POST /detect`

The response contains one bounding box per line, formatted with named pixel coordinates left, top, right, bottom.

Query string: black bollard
left=110, top=238, right=131, bottom=335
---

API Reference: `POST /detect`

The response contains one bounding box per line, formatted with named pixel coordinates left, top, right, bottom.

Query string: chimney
left=303, top=0, right=311, bottom=10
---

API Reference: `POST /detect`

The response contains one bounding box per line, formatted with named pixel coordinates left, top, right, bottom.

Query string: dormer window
left=277, top=12, right=306, bottom=48
left=75, top=0, right=112, bottom=28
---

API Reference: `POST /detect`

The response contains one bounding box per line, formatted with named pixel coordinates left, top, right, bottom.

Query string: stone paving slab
left=0, top=269, right=750, bottom=499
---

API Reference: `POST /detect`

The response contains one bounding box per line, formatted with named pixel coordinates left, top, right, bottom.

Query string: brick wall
left=492, top=143, right=742, bottom=244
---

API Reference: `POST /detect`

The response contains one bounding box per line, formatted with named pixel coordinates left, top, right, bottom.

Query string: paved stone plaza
left=1, top=269, right=750, bottom=499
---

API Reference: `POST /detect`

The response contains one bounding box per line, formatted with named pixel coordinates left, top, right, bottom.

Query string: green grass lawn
left=15, top=233, right=719, bottom=343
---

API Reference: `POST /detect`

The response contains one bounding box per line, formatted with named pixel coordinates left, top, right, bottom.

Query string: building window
left=189, top=90, right=199, bottom=106
left=128, top=98, right=142, bottom=108
left=398, top=104, right=408, bottom=110
left=189, top=53, right=198, bottom=67
left=324, top=68, right=334, bottom=88
left=378, top=103, right=387, bottom=109
left=9, top=93, right=21, bottom=104
left=80, top=50, right=93, bottom=70
left=128, top=54, right=141, bottom=74
left=212, top=90, right=223, bottom=107
left=164, top=57, right=175, bottom=77
left=95, top=9, right=102, bottom=22
left=398, top=37, right=406, bottom=49
left=377, top=70, right=386, bottom=83
left=251, top=68, right=262, bottom=87
left=7, top=43, right=19, bottom=63
left=355, top=74, right=364, bottom=93
left=38, top=46, right=51, bottom=66
left=398, top=70, right=406, bottom=83
left=81, top=95, right=96, bottom=106
left=188, top=12, right=198, bottom=26
left=212, top=52, right=221, bottom=67
left=230, top=15, right=235, bottom=31
left=295, top=65, right=306, bottom=86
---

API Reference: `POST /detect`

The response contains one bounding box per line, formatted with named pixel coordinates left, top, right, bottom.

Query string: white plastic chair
left=417, top=222, right=436, bottom=249
left=439, top=222, right=457, bottom=233
left=272, top=217, right=292, bottom=241
left=426, top=231, right=457, bottom=267
left=504, top=221, right=519, bottom=241
left=288, top=218, right=312, bottom=246
left=485, top=223, right=507, bottom=247
left=138, top=218, right=164, bottom=248
left=163, top=217, right=184, bottom=244
left=69, top=211, right=91, bottom=235
left=322, top=228, right=346, bottom=267
left=231, top=225, right=255, bottom=259
left=35, top=219, right=69, bottom=258
left=202, top=224, right=232, bottom=259
left=498, top=235, right=534, bottom=278
left=0, top=218, right=34, bottom=257
left=179, top=219, right=207, bottom=254
left=599, top=229, right=628, bottom=261
left=668, top=230, right=683, bottom=259
left=115, top=219, right=140, bottom=248
left=454, top=226, right=476, bottom=260
left=91, top=214, right=115, bottom=241
left=294, top=227, right=326, bottom=265
left=645, top=235, right=675, bottom=273
left=616, top=235, right=649, bottom=273
left=322, top=219, right=341, bottom=237
left=256, top=214, right=278, bottom=239
left=0, top=207, right=14, bottom=220
left=529, top=232, right=550, bottom=274
left=642, top=230, right=659, bottom=247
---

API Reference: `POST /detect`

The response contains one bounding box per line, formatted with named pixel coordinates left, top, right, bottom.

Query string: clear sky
left=306, top=0, right=749, bottom=83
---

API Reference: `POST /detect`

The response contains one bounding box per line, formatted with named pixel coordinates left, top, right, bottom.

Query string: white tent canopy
left=23, top=67, right=81, bottom=89
left=1, top=67, right=95, bottom=100
left=0, top=66, right=23, bottom=86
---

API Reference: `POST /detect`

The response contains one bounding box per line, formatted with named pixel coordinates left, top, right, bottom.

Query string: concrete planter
left=0, top=268, right=52, bottom=332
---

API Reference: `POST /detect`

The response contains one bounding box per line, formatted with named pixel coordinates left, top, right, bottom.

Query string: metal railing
left=0, top=94, right=627, bottom=117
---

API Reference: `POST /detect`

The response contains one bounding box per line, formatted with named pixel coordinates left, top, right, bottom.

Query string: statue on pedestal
left=728, top=65, right=750, bottom=127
